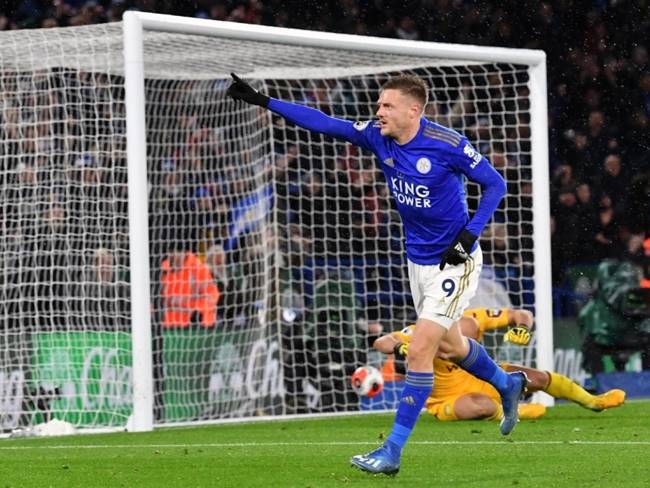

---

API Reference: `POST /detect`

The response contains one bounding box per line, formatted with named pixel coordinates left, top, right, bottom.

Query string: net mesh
left=0, top=21, right=536, bottom=428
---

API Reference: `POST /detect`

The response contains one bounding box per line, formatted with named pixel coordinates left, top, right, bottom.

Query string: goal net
left=0, top=13, right=550, bottom=432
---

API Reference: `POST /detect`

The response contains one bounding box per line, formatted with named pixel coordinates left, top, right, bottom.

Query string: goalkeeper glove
left=227, top=73, right=270, bottom=107
left=504, top=325, right=532, bottom=346
left=392, top=342, right=409, bottom=360
left=439, top=229, right=477, bottom=270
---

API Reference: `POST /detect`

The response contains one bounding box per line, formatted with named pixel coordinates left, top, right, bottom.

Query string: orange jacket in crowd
left=161, top=251, right=220, bottom=328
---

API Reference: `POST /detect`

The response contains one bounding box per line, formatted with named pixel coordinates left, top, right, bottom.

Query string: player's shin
left=545, top=372, right=596, bottom=407
left=386, top=371, right=433, bottom=452
left=456, top=338, right=510, bottom=392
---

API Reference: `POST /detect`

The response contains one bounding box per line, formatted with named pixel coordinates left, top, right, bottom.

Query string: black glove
left=439, top=229, right=477, bottom=270
left=227, top=73, right=269, bottom=107
left=392, top=342, right=409, bottom=360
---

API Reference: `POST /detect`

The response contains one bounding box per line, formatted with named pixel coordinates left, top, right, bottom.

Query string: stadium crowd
left=0, top=0, right=648, bottom=322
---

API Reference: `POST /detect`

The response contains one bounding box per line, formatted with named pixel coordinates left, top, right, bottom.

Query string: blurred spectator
left=595, top=153, right=628, bottom=214
left=574, top=182, right=599, bottom=262
left=593, top=194, right=622, bottom=261
left=73, top=247, right=130, bottom=329
left=160, top=242, right=220, bottom=329
left=187, top=185, right=219, bottom=257
left=585, top=110, right=614, bottom=173
left=26, top=203, right=74, bottom=329
left=205, top=243, right=227, bottom=300
left=395, top=16, right=419, bottom=41
left=551, top=185, right=580, bottom=264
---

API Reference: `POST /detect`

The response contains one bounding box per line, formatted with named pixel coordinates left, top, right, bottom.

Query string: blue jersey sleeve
left=267, top=98, right=376, bottom=150
left=449, top=139, right=507, bottom=236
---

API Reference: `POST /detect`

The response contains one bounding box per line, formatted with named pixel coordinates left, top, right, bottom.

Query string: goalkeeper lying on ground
left=375, top=307, right=626, bottom=421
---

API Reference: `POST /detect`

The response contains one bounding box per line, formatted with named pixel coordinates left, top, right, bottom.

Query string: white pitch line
left=0, top=440, right=649, bottom=450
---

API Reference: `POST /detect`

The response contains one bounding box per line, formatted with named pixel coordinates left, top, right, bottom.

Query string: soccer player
left=377, top=307, right=625, bottom=422
left=227, top=73, right=526, bottom=475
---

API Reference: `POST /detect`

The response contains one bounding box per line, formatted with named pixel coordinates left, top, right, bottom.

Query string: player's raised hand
left=504, top=325, right=532, bottom=346
left=439, top=229, right=477, bottom=270
left=227, top=73, right=269, bottom=107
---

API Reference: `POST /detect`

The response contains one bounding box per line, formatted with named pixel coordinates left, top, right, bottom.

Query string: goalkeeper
left=378, top=307, right=626, bottom=422
left=228, top=73, right=525, bottom=476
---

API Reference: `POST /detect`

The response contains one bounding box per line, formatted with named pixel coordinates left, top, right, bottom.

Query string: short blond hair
left=381, top=74, right=429, bottom=107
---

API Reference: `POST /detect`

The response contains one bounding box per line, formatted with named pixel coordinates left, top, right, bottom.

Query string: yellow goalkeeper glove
left=504, top=325, right=532, bottom=346
left=392, top=342, right=409, bottom=359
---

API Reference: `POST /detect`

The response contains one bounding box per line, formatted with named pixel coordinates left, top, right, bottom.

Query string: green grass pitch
left=2, top=400, right=649, bottom=487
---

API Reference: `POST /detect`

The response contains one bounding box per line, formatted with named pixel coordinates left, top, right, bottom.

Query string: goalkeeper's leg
left=544, top=371, right=626, bottom=411
left=434, top=394, right=502, bottom=421
left=444, top=326, right=527, bottom=435
left=501, top=365, right=626, bottom=411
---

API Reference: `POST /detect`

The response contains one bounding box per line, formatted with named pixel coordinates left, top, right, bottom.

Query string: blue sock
left=386, top=371, right=433, bottom=452
left=457, top=338, right=509, bottom=392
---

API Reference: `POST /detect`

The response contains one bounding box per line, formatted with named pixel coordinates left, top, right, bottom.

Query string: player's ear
left=410, top=102, right=422, bottom=118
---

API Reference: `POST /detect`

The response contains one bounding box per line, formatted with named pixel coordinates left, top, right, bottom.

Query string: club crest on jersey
left=416, top=157, right=431, bottom=174
left=487, top=309, right=503, bottom=318
left=353, top=120, right=370, bottom=131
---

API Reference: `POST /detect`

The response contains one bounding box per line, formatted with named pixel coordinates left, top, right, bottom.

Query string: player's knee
left=471, top=395, right=499, bottom=419
left=439, top=333, right=469, bottom=360
left=406, top=341, right=434, bottom=368
left=458, top=317, right=480, bottom=339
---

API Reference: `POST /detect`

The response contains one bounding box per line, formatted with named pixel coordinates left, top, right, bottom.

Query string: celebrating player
left=227, top=73, right=525, bottom=475
left=377, top=307, right=625, bottom=422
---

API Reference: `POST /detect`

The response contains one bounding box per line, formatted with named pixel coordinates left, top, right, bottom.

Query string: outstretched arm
left=227, top=73, right=371, bottom=147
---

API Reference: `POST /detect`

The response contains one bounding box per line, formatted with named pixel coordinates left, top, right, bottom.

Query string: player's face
left=376, top=89, right=421, bottom=142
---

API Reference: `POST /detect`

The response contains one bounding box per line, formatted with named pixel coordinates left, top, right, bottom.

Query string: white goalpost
left=0, top=12, right=551, bottom=434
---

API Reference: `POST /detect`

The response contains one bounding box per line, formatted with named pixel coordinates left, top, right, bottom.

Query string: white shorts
left=408, top=247, right=483, bottom=329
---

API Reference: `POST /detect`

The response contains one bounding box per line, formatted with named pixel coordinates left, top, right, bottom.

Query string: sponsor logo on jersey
left=463, top=143, right=482, bottom=169
left=353, top=120, right=371, bottom=131
left=390, top=176, right=431, bottom=208
left=416, top=157, right=432, bottom=174
left=383, top=157, right=394, bottom=167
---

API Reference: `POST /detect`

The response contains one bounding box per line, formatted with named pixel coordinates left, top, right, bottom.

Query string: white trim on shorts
left=407, top=247, right=483, bottom=330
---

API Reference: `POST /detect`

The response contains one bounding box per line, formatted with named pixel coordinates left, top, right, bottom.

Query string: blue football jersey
left=267, top=99, right=506, bottom=265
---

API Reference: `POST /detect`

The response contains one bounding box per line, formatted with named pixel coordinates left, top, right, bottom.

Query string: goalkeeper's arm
left=374, top=333, right=409, bottom=376
left=504, top=308, right=534, bottom=346
left=373, top=333, right=409, bottom=359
